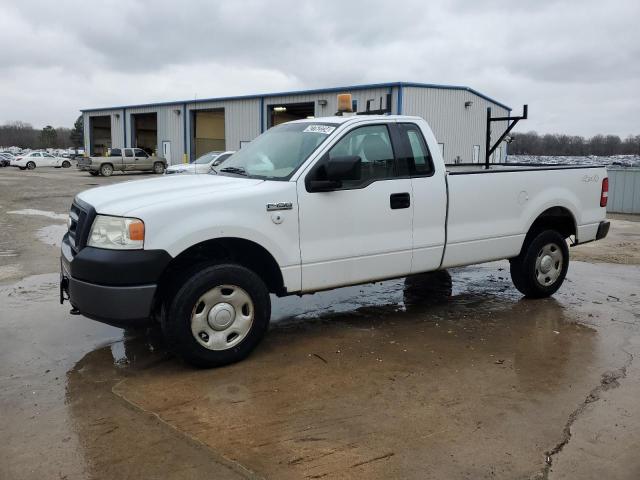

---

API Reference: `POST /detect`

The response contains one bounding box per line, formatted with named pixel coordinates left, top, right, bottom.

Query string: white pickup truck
left=60, top=114, right=610, bottom=367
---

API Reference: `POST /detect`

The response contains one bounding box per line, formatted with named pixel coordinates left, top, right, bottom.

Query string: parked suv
left=77, top=148, right=166, bottom=176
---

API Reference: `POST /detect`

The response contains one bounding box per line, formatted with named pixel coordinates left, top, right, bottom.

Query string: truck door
left=134, top=148, right=152, bottom=170
left=396, top=123, right=447, bottom=273
left=297, top=123, right=413, bottom=291
left=123, top=149, right=134, bottom=170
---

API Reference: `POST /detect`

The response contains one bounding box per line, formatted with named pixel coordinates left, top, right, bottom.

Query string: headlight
left=87, top=215, right=145, bottom=250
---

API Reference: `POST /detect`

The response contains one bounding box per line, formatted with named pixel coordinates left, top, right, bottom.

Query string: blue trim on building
left=122, top=108, right=127, bottom=147
left=81, top=81, right=511, bottom=113
left=396, top=85, right=403, bottom=115
left=182, top=103, right=187, bottom=160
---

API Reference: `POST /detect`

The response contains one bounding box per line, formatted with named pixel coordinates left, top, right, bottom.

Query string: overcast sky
left=0, top=0, right=638, bottom=136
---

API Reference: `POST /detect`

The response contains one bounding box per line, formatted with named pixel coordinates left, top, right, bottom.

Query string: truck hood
left=77, top=174, right=263, bottom=216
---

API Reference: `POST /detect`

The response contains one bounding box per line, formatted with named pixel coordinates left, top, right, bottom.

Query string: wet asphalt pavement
left=1, top=167, right=639, bottom=479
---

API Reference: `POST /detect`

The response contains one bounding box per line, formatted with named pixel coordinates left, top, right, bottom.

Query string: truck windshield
left=217, top=123, right=336, bottom=180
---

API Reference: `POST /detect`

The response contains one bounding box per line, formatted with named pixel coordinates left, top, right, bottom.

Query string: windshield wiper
left=219, top=166, right=247, bottom=176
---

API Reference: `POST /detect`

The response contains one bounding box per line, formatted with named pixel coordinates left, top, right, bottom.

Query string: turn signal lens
left=600, top=177, right=608, bottom=207
left=128, top=220, right=145, bottom=241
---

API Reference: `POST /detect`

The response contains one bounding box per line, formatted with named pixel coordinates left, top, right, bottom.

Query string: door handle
left=390, top=192, right=410, bottom=209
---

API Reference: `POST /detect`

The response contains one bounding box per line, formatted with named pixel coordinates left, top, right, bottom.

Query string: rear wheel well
left=522, top=207, right=576, bottom=252
left=157, top=238, right=286, bottom=302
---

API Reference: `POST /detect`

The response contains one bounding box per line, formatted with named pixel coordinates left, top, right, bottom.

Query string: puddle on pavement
left=35, top=224, right=67, bottom=247
left=2, top=261, right=639, bottom=479
left=67, top=262, right=640, bottom=479
left=7, top=208, right=67, bottom=220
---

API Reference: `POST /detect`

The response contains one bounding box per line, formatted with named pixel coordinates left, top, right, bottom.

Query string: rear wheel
left=26, top=161, right=36, bottom=170
left=62, top=160, right=71, bottom=168
left=100, top=163, right=113, bottom=177
left=153, top=162, right=165, bottom=174
left=162, top=263, right=271, bottom=368
left=510, top=230, right=569, bottom=298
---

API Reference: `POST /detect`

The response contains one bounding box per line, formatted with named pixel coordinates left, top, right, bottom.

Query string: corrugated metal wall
left=184, top=98, right=261, bottom=160
left=84, top=110, right=125, bottom=154
left=126, top=105, right=184, bottom=165
left=607, top=167, right=640, bottom=214
left=262, top=87, right=396, bottom=128
left=401, top=87, right=509, bottom=164
left=82, top=85, right=509, bottom=166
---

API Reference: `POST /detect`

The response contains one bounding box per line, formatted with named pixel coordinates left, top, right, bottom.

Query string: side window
left=134, top=148, right=148, bottom=158
left=398, top=124, right=434, bottom=176
left=124, top=149, right=134, bottom=157
left=328, top=124, right=396, bottom=188
left=110, top=148, right=121, bottom=157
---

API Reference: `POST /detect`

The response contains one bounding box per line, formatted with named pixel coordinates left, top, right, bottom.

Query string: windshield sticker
left=303, top=125, right=336, bottom=135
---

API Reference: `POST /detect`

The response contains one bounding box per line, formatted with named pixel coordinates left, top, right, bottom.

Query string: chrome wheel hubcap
left=191, top=284, right=254, bottom=351
left=535, top=243, right=563, bottom=287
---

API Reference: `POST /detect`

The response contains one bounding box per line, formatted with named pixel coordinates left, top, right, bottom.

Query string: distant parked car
left=11, top=151, right=73, bottom=170
left=77, top=147, right=166, bottom=176
left=164, top=151, right=235, bottom=175
left=0, top=153, right=14, bottom=167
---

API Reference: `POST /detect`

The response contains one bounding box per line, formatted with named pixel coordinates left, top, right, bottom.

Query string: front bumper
left=60, top=232, right=172, bottom=325
left=61, top=262, right=157, bottom=324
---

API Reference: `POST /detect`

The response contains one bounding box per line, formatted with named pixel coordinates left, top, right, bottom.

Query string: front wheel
left=510, top=230, right=569, bottom=298
left=153, top=162, right=165, bottom=174
left=162, top=263, right=271, bottom=368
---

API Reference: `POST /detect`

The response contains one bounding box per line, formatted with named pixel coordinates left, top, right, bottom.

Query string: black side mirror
left=307, top=155, right=361, bottom=192
left=326, top=155, right=361, bottom=181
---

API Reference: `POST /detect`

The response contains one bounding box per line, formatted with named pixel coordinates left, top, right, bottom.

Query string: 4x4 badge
left=266, top=202, right=293, bottom=211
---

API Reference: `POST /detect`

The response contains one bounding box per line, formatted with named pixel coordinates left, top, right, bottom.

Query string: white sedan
left=12, top=151, right=73, bottom=170
left=164, top=150, right=234, bottom=175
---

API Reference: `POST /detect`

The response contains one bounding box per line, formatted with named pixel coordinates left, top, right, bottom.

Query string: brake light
left=600, top=177, right=608, bottom=207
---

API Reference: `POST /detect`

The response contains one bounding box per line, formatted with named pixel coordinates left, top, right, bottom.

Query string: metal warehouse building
left=81, top=81, right=511, bottom=165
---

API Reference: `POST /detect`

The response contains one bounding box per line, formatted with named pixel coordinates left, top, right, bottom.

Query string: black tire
left=26, top=161, right=36, bottom=170
left=510, top=230, right=569, bottom=298
left=89, top=171, right=100, bottom=176
left=100, top=163, right=113, bottom=177
left=153, top=162, right=165, bottom=174
left=162, top=263, right=271, bottom=368
left=62, top=160, right=71, bottom=168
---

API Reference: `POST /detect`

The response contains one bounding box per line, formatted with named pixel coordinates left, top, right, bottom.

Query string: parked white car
left=61, top=114, right=610, bottom=368
left=12, top=151, right=73, bottom=170
left=165, top=151, right=235, bottom=175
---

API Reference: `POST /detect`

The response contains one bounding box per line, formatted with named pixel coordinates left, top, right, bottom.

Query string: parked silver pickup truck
left=77, top=148, right=166, bottom=176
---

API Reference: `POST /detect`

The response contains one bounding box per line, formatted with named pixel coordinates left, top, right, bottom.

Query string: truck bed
left=440, top=163, right=607, bottom=269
